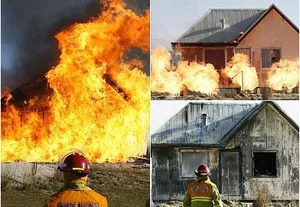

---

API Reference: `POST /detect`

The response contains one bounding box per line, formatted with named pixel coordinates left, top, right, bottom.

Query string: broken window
left=181, top=150, right=208, bottom=178
left=253, top=152, right=277, bottom=177
left=261, top=48, right=281, bottom=68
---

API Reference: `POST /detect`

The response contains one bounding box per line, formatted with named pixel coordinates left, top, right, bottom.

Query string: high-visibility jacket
left=183, top=177, right=223, bottom=207
left=43, top=180, right=108, bottom=207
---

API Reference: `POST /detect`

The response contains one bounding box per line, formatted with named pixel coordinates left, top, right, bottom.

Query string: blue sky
left=151, top=0, right=299, bottom=49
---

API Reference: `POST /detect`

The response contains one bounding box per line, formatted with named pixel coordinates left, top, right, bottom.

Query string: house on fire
left=171, top=4, right=299, bottom=87
left=151, top=101, right=299, bottom=204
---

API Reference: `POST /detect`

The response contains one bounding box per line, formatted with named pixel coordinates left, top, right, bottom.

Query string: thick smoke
left=1, top=0, right=149, bottom=92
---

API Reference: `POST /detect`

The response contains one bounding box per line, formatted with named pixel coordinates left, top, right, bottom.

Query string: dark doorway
left=205, top=49, right=225, bottom=69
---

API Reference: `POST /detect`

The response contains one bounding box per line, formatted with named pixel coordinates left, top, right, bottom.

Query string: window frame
left=252, top=150, right=278, bottom=178
left=260, top=47, right=282, bottom=69
left=179, top=149, right=209, bottom=180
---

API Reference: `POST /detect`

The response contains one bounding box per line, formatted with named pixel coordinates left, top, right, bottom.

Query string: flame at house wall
left=266, top=59, right=299, bottom=91
left=176, top=61, right=219, bottom=94
left=1, top=0, right=150, bottom=162
left=151, top=46, right=219, bottom=95
left=151, top=46, right=182, bottom=94
left=223, top=53, right=259, bottom=90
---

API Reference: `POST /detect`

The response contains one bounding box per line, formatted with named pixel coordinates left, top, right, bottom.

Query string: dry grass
left=253, top=185, right=271, bottom=207
left=1, top=164, right=150, bottom=207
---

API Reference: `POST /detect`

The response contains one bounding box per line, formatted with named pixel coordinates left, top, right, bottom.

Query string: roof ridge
left=210, top=8, right=265, bottom=11
left=176, top=7, right=267, bottom=43
left=238, top=4, right=299, bottom=41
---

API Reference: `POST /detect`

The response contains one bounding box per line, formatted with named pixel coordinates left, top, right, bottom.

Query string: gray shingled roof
left=152, top=101, right=299, bottom=147
left=152, top=102, right=259, bottom=146
left=177, top=9, right=265, bottom=43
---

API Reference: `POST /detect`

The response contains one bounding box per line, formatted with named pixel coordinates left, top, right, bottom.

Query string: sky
left=151, top=0, right=299, bottom=49
left=150, top=100, right=300, bottom=135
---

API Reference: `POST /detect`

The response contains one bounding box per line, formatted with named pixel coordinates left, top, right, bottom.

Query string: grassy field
left=1, top=164, right=150, bottom=207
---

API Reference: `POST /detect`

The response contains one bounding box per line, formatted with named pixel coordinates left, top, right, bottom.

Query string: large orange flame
left=151, top=46, right=182, bottom=94
left=151, top=46, right=219, bottom=95
left=1, top=0, right=150, bottom=162
left=176, top=61, right=219, bottom=94
left=223, top=53, right=258, bottom=90
left=267, top=59, right=299, bottom=91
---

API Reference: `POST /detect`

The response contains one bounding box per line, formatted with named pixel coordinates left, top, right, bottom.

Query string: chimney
left=221, top=18, right=226, bottom=29
left=201, top=113, right=208, bottom=126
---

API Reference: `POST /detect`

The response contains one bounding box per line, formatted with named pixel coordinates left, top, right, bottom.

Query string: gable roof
left=173, top=4, right=298, bottom=45
left=219, top=101, right=299, bottom=145
left=238, top=4, right=299, bottom=42
left=152, top=101, right=299, bottom=147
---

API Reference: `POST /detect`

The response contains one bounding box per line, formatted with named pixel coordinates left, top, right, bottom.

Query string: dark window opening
left=253, top=152, right=277, bottom=177
left=261, top=49, right=281, bottom=68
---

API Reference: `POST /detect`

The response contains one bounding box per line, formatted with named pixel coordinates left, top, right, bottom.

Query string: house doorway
left=220, top=151, right=241, bottom=197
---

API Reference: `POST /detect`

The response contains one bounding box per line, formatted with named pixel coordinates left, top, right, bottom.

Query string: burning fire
left=267, top=59, right=299, bottom=91
left=223, top=53, right=258, bottom=90
left=176, top=61, right=219, bottom=94
left=1, top=0, right=150, bottom=162
left=151, top=46, right=219, bottom=95
left=151, top=46, right=182, bottom=94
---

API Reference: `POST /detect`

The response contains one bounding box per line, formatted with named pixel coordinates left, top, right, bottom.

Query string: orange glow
left=176, top=61, right=219, bottom=94
left=1, top=0, right=150, bottom=162
left=223, top=53, right=258, bottom=90
left=267, top=59, right=299, bottom=91
left=151, top=46, right=219, bottom=95
left=151, top=46, right=182, bottom=95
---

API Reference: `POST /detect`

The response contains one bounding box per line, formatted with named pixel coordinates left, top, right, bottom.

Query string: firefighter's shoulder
left=46, top=189, right=108, bottom=206
left=187, top=181, right=198, bottom=188
left=87, top=189, right=108, bottom=205
left=204, top=180, right=218, bottom=188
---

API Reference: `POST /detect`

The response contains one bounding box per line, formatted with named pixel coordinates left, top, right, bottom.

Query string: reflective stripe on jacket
left=44, top=181, right=108, bottom=207
left=183, top=177, right=223, bottom=207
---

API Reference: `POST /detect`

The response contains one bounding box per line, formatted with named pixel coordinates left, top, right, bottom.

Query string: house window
left=253, top=152, right=277, bottom=177
left=181, top=150, right=208, bottom=178
left=261, top=48, right=281, bottom=68
left=234, top=48, right=251, bottom=64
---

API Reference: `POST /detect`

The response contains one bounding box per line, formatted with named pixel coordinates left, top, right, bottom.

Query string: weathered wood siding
left=227, top=104, right=299, bottom=200
left=152, top=103, right=299, bottom=201
left=152, top=148, right=219, bottom=201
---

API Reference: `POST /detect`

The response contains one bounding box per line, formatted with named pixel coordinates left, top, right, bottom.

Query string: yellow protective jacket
left=183, top=177, right=223, bottom=207
left=43, top=180, right=108, bottom=207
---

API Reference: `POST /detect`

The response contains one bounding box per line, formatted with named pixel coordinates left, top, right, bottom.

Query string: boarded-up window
left=261, top=48, right=281, bottom=68
left=235, top=48, right=251, bottom=63
left=253, top=152, right=277, bottom=177
left=205, top=49, right=225, bottom=69
left=181, top=150, right=208, bottom=178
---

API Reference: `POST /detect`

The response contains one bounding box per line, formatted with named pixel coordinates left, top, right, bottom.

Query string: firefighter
left=183, top=164, right=223, bottom=207
left=43, top=150, right=108, bottom=207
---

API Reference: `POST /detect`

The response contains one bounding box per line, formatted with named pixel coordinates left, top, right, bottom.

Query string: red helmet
left=194, top=164, right=211, bottom=176
left=58, top=150, right=90, bottom=174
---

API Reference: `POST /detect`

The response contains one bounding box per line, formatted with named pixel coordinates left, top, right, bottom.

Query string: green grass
left=1, top=165, right=150, bottom=207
